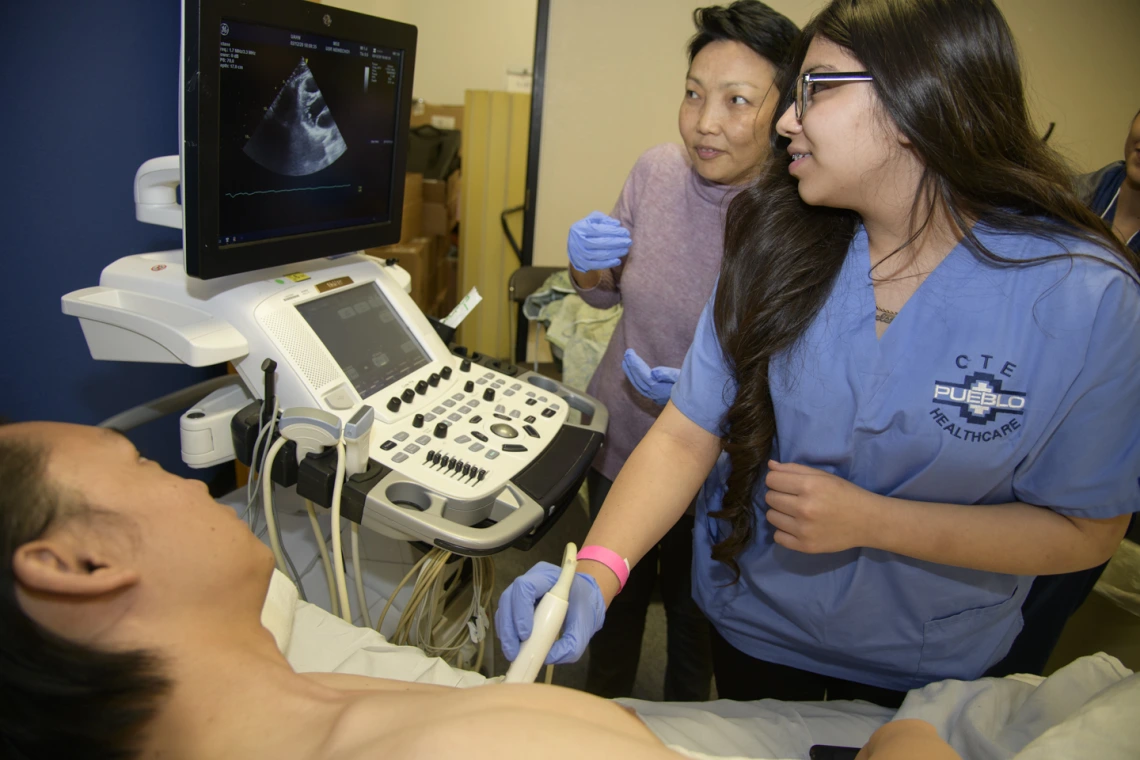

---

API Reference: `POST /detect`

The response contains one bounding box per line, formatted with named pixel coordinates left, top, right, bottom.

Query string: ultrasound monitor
left=182, top=0, right=417, bottom=279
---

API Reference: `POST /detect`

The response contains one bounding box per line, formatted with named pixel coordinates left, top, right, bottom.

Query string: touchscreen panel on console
left=294, top=282, right=430, bottom=398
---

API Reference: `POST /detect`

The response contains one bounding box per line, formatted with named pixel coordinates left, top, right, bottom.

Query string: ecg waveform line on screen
left=225, top=183, right=353, bottom=198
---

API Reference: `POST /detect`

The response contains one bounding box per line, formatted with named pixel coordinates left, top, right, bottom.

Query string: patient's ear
left=12, top=534, right=139, bottom=597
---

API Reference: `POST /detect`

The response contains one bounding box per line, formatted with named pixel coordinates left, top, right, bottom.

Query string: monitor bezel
left=182, top=0, right=417, bottom=280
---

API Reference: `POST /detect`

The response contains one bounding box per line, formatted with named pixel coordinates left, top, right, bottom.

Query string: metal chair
left=508, top=266, right=562, bottom=369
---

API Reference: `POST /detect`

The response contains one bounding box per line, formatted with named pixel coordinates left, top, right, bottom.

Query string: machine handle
left=359, top=474, right=546, bottom=556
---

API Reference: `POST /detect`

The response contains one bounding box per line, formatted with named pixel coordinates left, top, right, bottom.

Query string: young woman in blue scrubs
left=498, top=0, right=1140, bottom=707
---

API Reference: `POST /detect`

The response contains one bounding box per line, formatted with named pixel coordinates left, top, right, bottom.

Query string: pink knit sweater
left=574, top=143, right=741, bottom=480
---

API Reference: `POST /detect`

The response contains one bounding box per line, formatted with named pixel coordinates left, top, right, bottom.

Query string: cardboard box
left=410, top=103, right=464, bottom=133
left=366, top=236, right=433, bottom=309
left=399, top=173, right=423, bottom=244
left=422, top=204, right=451, bottom=237
left=447, top=170, right=461, bottom=225
left=422, top=178, right=447, bottom=205
left=421, top=172, right=460, bottom=237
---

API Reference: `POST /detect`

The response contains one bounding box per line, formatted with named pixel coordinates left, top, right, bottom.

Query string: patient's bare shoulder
left=300, top=671, right=452, bottom=694
left=313, top=681, right=685, bottom=760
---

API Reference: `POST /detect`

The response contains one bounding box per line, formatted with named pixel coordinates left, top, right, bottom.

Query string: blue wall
left=1, top=1, right=222, bottom=477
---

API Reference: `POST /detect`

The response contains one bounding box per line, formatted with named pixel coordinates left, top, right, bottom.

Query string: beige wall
left=320, top=0, right=537, bottom=105
left=533, top=0, right=1140, bottom=267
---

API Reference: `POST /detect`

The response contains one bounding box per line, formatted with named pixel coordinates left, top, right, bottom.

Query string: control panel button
left=387, top=397, right=401, bottom=412
left=470, top=415, right=483, bottom=424
left=443, top=399, right=456, bottom=408
left=511, top=383, right=522, bottom=391
left=495, top=404, right=506, bottom=414
left=428, top=373, right=441, bottom=387
left=509, top=410, right=521, bottom=419
left=416, top=435, right=431, bottom=445
left=392, top=452, right=409, bottom=463
left=483, top=388, right=495, bottom=401
left=524, top=415, right=536, bottom=424
left=468, top=400, right=480, bottom=408
left=424, top=413, right=436, bottom=422
left=404, top=444, right=420, bottom=454
left=490, top=423, right=518, bottom=439
left=485, top=451, right=499, bottom=460
left=464, top=381, right=475, bottom=393
left=401, top=388, right=416, bottom=403
left=504, top=390, right=515, bottom=397
left=472, top=431, right=489, bottom=443
left=525, top=398, right=537, bottom=406
left=523, top=425, right=540, bottom=438
left=415, top=380, right=429, bottom=395
left=433, top=406, right=446, bottom=415
left=469, top=443, right=484, bottom=452
left=453, top=393, right=465, bottom=401
left=483, top=372, right=495, bottom=379
left=394, top=432, right=409, bottom=442
left=456, top=435, right=471, bottom=444
left=493, top=413, right=511, bottom=421
left=380, top=440, right=397, bottom=451
left=502, top=444, right=528, bottom=453
left=441, top=366, right=453, bottom=379
left=448, top=413, right=462, bottom=422
left=460, top=359, right=472, bottom=372
left=413, top=413, right=425, bottom=428
left=434, top=422, right=448, bottom=438
left=459, top=406, right=472, bottom=415
left=541, top=408, right=557, bottom=418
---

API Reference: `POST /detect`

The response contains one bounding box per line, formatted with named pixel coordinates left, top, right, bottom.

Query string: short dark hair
left=0, top=427, right=170, bottom=759
left=688, top=0, right=800, bottom=68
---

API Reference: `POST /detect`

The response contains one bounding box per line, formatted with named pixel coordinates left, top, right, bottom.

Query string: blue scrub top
left=672, top=223, right=1140, bottom=691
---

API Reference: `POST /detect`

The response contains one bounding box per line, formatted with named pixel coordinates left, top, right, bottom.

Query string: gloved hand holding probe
left=496, top=561, right=605, bottom=665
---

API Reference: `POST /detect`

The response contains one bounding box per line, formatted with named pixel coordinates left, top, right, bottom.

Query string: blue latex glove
left=567, top=211, right=632, bottom=273
left=496, top=561, right=605, bottom=665
left=622, top=349, right=680, bottom=406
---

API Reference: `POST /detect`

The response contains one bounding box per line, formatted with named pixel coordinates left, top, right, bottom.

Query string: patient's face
left=14, top=422, right=273, bottom=603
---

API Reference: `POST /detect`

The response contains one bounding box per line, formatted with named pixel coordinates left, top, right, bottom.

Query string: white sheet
left=265, top=572, right=1139, bottom=759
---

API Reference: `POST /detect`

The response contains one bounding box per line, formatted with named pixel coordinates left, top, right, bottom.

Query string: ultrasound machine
left=61, top=0, right=606, bottom=665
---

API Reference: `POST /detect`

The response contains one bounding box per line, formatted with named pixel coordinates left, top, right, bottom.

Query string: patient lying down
left=0, top=422, right=957, bottom=760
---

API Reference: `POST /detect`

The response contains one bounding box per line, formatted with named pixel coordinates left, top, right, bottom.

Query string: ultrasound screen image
left=217, top=21, right=404, bottom=246
left=243, top=59, right=348, bottom=176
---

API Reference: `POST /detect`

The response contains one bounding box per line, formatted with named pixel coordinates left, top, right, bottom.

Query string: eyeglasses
left=794, top=72, right=874, bottom=119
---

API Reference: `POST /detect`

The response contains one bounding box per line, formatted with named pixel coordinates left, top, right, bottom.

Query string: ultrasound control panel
left=231, top=255, right=607, bottom=555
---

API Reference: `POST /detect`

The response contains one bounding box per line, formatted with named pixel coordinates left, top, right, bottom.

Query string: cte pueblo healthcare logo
left=930, top=371, right=1026, bottom=443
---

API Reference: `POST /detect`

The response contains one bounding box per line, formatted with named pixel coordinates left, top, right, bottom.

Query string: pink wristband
left=577, top=545, right=631, bottom=591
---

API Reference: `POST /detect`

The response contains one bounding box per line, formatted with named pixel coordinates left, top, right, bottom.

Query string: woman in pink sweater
left=559, top=1, right=799, bottom=700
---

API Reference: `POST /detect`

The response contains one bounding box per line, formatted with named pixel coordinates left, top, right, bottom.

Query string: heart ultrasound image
left=243, top=59, right=348, bottom=176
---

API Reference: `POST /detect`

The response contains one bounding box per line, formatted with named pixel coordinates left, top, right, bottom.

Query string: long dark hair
left=688, top=0, right=800, bottom=68
left=709, top=0, right=1139, bottom=579
left=0, top=430, right=170, bottom=759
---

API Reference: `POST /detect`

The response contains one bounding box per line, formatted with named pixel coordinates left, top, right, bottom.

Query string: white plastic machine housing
left=62, top=251, right=608, bottom=554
